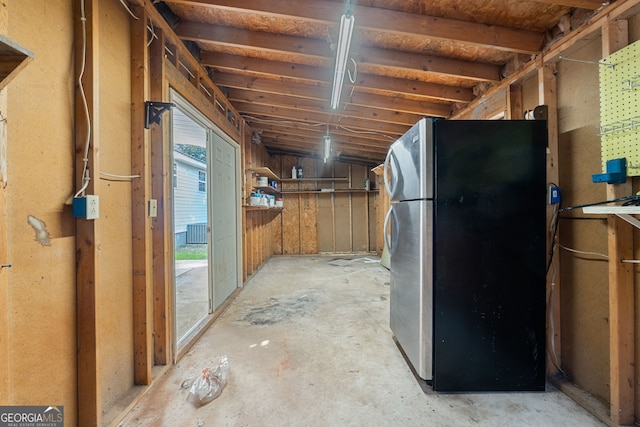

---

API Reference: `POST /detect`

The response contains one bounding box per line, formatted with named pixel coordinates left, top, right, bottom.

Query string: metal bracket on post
left=144, top=101, right=174, bottom=129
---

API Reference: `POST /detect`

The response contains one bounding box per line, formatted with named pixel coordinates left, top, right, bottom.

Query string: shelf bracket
left=618, top=214, right=640, bottom=229
left=144, top=101, right=174, bottom=129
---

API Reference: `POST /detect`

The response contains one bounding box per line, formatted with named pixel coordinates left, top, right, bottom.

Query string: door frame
left=169, top=89, right=243, bottom=361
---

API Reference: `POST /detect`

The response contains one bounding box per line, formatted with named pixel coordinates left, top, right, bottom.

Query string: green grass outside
left=175, top=244, right=208, bottom=260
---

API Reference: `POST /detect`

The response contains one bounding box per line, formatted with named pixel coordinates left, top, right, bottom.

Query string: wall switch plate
left=148, top=199, right=158, bottom=217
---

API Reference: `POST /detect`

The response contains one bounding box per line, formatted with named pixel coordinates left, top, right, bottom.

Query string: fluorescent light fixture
left=323, top=134, right=331, bottom=163
left=330, top=12, right=355, bottom=109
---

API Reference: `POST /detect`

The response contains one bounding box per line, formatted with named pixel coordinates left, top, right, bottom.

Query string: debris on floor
left=183, top=355, right=229, bottom=407
left=327, top=257, right=380, bottom=267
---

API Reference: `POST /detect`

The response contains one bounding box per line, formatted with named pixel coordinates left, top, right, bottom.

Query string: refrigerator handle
left=383, top=205, right=399, bottom=255
left=383, top=147, right=397, bottom=197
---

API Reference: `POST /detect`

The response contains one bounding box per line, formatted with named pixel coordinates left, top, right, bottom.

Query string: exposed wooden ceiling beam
left=254, top=123, right=395, bottom=146
left=169, top=0, right=545, bottom=53
left=532, top=0, right=606, bottom=9
left=211, top=71, right=470, bottom=106
left=227, top=86, right=451, bottom=119
left=185, top=23, right=501, bottom=83
left=224, top=89, right=422, bottom=127
left=233, top=101, right=409, bottom=136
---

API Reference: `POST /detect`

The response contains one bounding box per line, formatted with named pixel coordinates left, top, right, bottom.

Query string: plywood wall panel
left=334, top=162, right=350, bottom=189
left=351, top=193, right=368, bottom=252
left=300, top=194, right=318, bottom=254
left=368, top=193, right=377, bottom=252
left=334, top=193, right=351, bottom=252
left=271, top=210, right=283, bottom=255
left=317, top=194, right=334, bottom=252
left=283, top=195, right=300, bottom=254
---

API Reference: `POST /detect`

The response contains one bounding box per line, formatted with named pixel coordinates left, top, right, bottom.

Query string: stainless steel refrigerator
left=384, top=118, right=547, bottom=392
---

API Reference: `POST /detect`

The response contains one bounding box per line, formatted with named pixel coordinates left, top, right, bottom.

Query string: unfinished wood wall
left=3, top=1, right=77, bottom=424
left=241, top=131, right=379, bottom=280
left=269, top=156, right=378, bottom=255
left=452, top=5, right=640, bottom=424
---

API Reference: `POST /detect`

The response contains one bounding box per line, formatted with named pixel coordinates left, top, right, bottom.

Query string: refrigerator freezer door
left=384, top=118, right=433, bottom=201
left=389, top=200, right=433, bottom=380
left=432, top=120, right=547, bottom=392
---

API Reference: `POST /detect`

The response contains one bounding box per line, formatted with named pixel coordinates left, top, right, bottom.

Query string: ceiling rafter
left=159, top=0, right=596, bottom=163
left=181, top=22, right=502, bottom=83
left=169, top=0, right=546, bottom=53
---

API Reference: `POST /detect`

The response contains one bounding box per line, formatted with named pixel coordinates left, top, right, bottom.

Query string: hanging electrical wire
left=119, top=0, right=140, bottom=20
left=75, top=0, right=92, bottom=199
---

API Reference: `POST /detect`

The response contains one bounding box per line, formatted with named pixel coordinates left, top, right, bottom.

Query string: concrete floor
left=175, top=259, right=209, bottom=339
left=119, top=255, right=605, bottom=427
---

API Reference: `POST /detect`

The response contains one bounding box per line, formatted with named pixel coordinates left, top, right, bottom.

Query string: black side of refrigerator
left=432, top=120, right=547, bottom=392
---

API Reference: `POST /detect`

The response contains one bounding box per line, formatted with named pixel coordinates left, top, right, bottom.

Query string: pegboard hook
left=558, top=56, right=615, bottom=69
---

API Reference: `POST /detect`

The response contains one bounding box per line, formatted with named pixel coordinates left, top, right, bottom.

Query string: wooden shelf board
left=242, top=205, right=283, bottom=211
left=280, top=177, right=349, bottom=182
left=250, top=167, right=279, bottom=180
left=583, top=205, right=640, bottom=229
left=281, top=189, right=378, bottom=194
left=253, top=186, right=280, bottom=195
left=582, top=205, right=640, bottom=214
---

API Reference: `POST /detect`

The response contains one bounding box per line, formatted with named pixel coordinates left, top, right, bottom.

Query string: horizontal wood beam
left=170, top=0, right=544, bottom=53
left=260, top=131, right=393, bottom=151
left=189, top=24, right=500, bottom=83
left=212, top=71, right=470, bottom=105
left=533, top=0, right=606, bottom=9
left=233, top=101, right=409, bottom=135
left=226, top=88, right=448, bottom=121
left=253, top=122, right=394, bottom=144
left=226, top=89, right=422, bottom=127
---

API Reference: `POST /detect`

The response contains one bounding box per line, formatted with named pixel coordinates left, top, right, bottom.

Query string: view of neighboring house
left=173, top=145, right=207, bottom=247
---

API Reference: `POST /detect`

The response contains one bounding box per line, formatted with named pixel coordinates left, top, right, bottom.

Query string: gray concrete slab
left=119, top=255, right=605, bottom=427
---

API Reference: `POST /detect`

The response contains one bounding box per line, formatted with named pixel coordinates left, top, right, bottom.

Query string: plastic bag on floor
left=184, top=355, right=229, bottom=407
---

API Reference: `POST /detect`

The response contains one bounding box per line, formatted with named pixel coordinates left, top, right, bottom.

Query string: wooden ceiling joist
left=159, top=0, right=599, bottom=162
left=169, top=0, right=546, bottom=53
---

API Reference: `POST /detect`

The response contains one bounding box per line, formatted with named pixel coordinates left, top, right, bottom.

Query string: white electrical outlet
left=86, top=195, right=99, bottom=219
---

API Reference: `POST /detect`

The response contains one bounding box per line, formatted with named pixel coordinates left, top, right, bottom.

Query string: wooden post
left=539, top=61, right=561, bottom=377
left=0, top=1, right=9, bottom=405
left=130, top=6, right=153, bottom=385
left=506, top=85, right=523, bottom=120
left=75, top=0, right=101, bottom=424
left=149, top=26, right=172, bottom=366
left=602, top=18, right=634, bottom=426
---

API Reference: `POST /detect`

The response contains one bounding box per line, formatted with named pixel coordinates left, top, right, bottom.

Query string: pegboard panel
left=599, top=39, right=640, bottom=176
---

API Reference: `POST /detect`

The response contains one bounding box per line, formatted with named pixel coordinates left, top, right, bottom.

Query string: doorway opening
left=170, top=91, right=242, bottom=356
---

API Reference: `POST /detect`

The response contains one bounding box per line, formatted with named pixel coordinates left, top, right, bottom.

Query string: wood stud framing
left=130, top=5, right=153, bottom=386
left=602, top=17, right=635, bottom=427
left=70, top=1, right=640, bottom=425
left=75, top=0, right=101, bottom=424
left=149, top=26, right=172, bottom=366
left=539, top=61, right=561, bottom=378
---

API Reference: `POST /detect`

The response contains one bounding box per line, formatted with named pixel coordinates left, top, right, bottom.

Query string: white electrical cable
left=147, top=19, right=158, bottom=47
left=548, top=262, right=565, bottom=375
left=558, top=244, right=609, bottom=260
left=119, top=0, right=140, bottom=20
left=75, top=0, right=91, bottom=199
left=99, top=171, right=141, bottom=180
left=558, top=242, right=640, bottom=263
